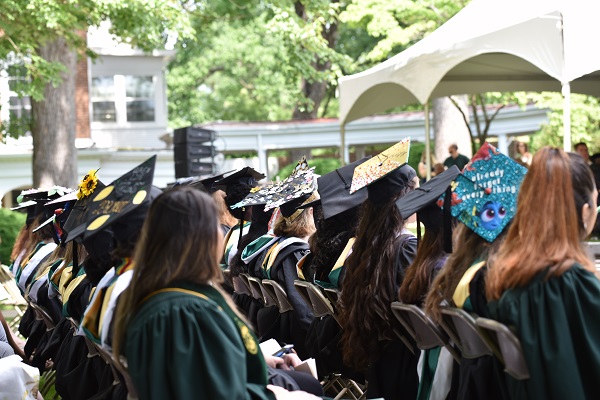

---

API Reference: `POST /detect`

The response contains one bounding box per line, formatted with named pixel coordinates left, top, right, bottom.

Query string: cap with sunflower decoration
left=62, top=170, right=106, bottom=243
left=82, top=155, right=156, bottom=240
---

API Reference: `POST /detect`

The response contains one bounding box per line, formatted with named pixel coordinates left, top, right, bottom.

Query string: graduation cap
left=317, top=157, right=370, bottom=220
left=447, top=142, right=527, bottom=242
left=12, top=187, right=74, bottom=226
left=396, top=166, right=461, bottom=221
left=32, top=191, right=79, bottom=239
left=82, top=156, right=157, bottom=239
left=197, top=171, right=234, bottom=193
left=395, top=166, right=461, bottom=252
left=280, top=192, right=319, bottom=220
left=231, top=157, right=317, bottom=213
left=214, top=167, right=265, bottom=190
left=62, top=180, right=107, bottom=243
left=349, top=138, right=411, bottom=194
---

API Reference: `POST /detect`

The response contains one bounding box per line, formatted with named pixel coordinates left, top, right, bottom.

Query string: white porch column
left=256, top=134, right=268, bottom=176
left=497, top=132, right=508, bottom=155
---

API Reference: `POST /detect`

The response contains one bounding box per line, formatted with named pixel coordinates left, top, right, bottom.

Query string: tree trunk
left=31, top=37, right=78, bottom=188
left=292, top=1, right=338, bottom=120
left=433, top=95, right=472, bottom=164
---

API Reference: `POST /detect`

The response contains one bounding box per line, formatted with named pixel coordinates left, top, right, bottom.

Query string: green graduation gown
left=124, top=283, right=275, bottom=400
left=487, top=263, right=600, bottom=400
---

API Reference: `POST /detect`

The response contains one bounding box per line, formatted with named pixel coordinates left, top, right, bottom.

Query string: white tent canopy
left=338, top=0, right=600, bottom=160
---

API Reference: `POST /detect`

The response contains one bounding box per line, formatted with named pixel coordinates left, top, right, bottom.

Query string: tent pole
left=562, top=82, right=571, bottom=152
left=340, top=124, right=347, bottom=166
left=425, top=101, right=431, bottom=181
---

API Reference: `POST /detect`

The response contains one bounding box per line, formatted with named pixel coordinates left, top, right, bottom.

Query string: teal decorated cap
left=448, top=142, right=527, bottom=242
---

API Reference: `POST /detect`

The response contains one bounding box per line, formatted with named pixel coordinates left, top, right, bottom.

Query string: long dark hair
left=399, top=224, right=446, bottom=306
left=339, top=180, right=416, bottom=371
left=113, top=187, right=227, bottom=358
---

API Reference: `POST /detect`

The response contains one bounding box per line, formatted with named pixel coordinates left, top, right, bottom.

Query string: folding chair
left=246, top=276, right=267, bottom=303
left=233, top=274, right=251, bottom=296
left=293, top=280, right=336, bottom=319
left=262, top=280, right=293, bottom=313
left=0, top=265, right=28, bottom=330
left=391, top=302, right=461, bottom=363
left=476, top=318, right=530, bottom=380
left=322, top=374, right=367, bottom=400
left=222, top=269, right=234, bottom=288
left=439, top=306, right=494, bottom=359
left=29, top=301, right=56, bottom=331
left=323, top=288, right=340, bottom=307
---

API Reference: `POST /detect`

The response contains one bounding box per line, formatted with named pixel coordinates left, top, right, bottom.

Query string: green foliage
left=408, top=141, right=425, bottom=172
left=0, top=0, right=193, bottom=101
left=167, top=0, right=469, bottom=124
left=340, top=0, right=468, bottom=64
left=275, top=157, right=342, bottom=180
left=527, top=93, right=600, bottom=153
left=0, top=209, right=25, bottom=265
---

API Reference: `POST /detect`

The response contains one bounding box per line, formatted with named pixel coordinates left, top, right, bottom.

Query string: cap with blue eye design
left=447, top=142, right=527, bottom=242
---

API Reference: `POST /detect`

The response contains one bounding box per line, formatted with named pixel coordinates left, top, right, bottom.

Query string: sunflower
left=77, top=169, right=99, bottom=199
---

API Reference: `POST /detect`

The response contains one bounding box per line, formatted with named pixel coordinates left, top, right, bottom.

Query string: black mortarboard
left=214, top=167, right=265, bottom=190
left=318, top=157, right=370, bottom=220
left=395, top=165, right=461, bottom=252
left=395, top=166, right=460, bottom=220
left=83, top=156, right=156, bottom=240
left=280, top=193, right=316, bottom=218
left=13, top=187, right=73, bottom=226
left=198, top=171, right=234, bottom=193
left=62, top=180, right=106, bottom=243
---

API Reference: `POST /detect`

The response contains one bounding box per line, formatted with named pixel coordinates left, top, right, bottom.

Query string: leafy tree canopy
left=0, top=0, right=194, bottom=101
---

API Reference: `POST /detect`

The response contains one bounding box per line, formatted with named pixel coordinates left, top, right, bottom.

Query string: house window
left=125, top=76, right=155, bottom=122
left=91, top=75, right=156, bottom=123
left=91, top=76, right=117, bottom=122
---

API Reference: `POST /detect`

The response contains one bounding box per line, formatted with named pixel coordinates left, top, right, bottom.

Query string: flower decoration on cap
left=77, top=169, right=100, bottom=200
left=446, top=142, right=527, bottom=242
left=349, top=138, right=411, bottom=193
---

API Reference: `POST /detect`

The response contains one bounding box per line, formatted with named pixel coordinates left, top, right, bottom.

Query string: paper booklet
left=259, top=339, right=318, bottom=379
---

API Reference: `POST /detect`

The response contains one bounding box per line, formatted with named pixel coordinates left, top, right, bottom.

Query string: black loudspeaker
left=173, top=126, right=217, bottom=178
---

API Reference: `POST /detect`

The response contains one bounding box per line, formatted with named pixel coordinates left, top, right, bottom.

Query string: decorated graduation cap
left=62, top=171, right=106, bottom=243
left=82, top=156, right=156, bottom=240
left=317, top=157, right=370, bottom=220
left=350, top=138, right=410, bottom=194
left=231, top=157, right=317, bottom=215
left=446, top=142, right=527, bottom=242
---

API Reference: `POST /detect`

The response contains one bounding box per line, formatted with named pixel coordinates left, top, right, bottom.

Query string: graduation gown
left=487, top=263, right=600, bottom=400
left=255, top=237, right=313, bottom=358
left=365, top=232, right=419, bottom=400
left=124, top=283, right=275, bottom=400
left=450, top=262, right=507, bottom=400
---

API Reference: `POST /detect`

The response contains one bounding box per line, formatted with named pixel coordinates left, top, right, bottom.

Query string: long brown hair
left=424, top=224, right=501, bottom=322
left=113, top=187, right=227, bottom=359
left=338, top=181, right=416, bottom=371
left=399, top=224, right=446, bottom=306
left=486, top=148, right=595, bottom=300
left=11, top=225, right=34, bottom=262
